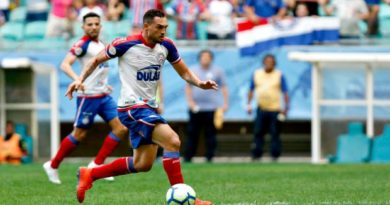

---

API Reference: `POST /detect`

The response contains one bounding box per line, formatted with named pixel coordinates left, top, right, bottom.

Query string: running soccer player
left=43, top=12, right=128, bottom=184
left=66, top=9, right=214, bottom=205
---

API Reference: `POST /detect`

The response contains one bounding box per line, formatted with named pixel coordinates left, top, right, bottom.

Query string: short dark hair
left=83, top=12, right=100, bottom=23
left=198, top=49, right=214, bottom=61
left=262, top=54, right=276, bottom=63
left=143, top=9, right=165, bottom=24
left=6, top=120, right=14, bottom=126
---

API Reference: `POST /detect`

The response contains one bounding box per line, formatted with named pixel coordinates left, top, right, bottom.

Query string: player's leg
left=152, top=123, right=212, bottom=205
left=184, top=111, right=202, bottom=162
left=92, top=96, right=127, bottom=166
left=44, top=97, right=97, bottom=184
left=76, top=145, right=158, bottom=203
left=203, top=111, right=217, bottom=162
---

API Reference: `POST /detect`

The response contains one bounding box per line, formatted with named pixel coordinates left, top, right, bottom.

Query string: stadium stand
left=328, top=122, right=371, bottom=163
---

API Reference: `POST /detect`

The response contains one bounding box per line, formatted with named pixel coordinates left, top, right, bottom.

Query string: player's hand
left=157, top=103, right=164, bottom=114
left=107, top=85, right=113, bottom=93
left=65, top=80, right=84, bottom=100
left=199, top=80, right=218, bottom=90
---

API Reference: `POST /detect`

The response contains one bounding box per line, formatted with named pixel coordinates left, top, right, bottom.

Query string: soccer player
left=66, top=9, right=214, bottom=205
left=43, top=12, right=128, bottom=184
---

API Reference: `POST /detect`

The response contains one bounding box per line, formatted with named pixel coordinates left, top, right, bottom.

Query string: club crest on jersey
left=156, top=53, right=165, bottom=64
left=74, top=47, right=83, bottom=56
left=137, top=65, right=161, bottom=81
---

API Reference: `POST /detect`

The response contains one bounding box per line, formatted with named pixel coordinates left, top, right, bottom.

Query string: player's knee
left=114, top=126, right=128, bottom=139
left=135, top=161, right=153, bottom=172
left=167, top=134, right=181, bottom=151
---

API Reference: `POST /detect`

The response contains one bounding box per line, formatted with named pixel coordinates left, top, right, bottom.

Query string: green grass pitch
left=1, top=162, right=390, bottom=205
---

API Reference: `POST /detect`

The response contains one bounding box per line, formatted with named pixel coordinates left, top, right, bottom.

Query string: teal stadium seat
left=23, top=37, right=66, bottom=50
left=197, top=21, right=208, bottom=41
left=0, top=22, right=24, bottom=41
left=379, top=3, right=390, bottom=37
left=167, top=19, right=177, bottom=40
left=24, top=21, right=47, bottom=40
left=9, top=6, right=27, bottom=23
left=328, top=122, right=371, bottom=163
left=14, top=124, right=33, bottom=164
left=370, top=124, right=390, bottom=163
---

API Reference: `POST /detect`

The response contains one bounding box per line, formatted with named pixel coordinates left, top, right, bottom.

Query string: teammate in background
left=43, top=12, right=128, bottom=184
left=66, top=9, right=214, bottom=205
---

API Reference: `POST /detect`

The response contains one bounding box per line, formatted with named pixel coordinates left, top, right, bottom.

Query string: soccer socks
left=91, top=157, right=137, bottom=180
left=51, top=135, right=79, bottom=169
left=163, top=151, right=184, bottom=185
left=94, top=132, right=121, bottom=165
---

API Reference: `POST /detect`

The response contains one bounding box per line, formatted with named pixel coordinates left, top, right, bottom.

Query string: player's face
left=145, top=17, right=168, bottom=43
left=83, top=17, right=101, bottom=39
left=263, top=57, right=276, bottom=71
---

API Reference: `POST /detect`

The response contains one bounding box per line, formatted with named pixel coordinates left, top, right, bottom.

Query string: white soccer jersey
left=70, top=35, right=110, bottom=96
left=105, top=34, right=181, bottom=108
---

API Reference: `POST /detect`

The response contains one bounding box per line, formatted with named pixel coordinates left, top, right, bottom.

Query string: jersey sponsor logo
left=137, top=65, right=161, bottom=81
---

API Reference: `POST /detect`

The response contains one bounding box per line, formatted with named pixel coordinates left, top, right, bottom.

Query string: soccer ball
left=166, top=183, right=196, bottom=205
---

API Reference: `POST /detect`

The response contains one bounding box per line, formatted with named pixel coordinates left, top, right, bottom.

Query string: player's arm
left=172, top=60, right=218, bottom=90
left=157, top=80, right=164, bottom=114
left=60, top=53, right=79, bottom=81
left=65, top=50, right=110, bottom=99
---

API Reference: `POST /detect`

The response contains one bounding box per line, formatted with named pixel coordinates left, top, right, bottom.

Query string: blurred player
left=66, top=9, right=214, bottom=205
left=43, top=12, right=128, bottom=184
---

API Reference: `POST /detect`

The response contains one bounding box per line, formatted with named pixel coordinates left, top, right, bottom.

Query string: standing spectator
left=46, top=0, right=73, bottom=38
left=247, top=54, right=289, bottom=161
left=0, top=0, right=11, bottom=22
left=106, top=0, right=126, bottom=21
left=0, top=121, right=26, bottom=165
left=205, top=0, right=235, bottom=40
left=166, top=0, right=207, bottom=40
left=364, top=0, right=380, bottom=36
left=244, top=0, right=287, bottom=23
left=129, top=0, right=163, bottom=34
left=184, top=49, right=229, bottom=163
left=0, top=10, right=5, bottom=26
left=320, top=0, right=369, bottom=38
left=26, top=0, right=49, bottom=22
left=231, top=0, right=245, bottom=17
left=78, top=0, right=105, bottom=21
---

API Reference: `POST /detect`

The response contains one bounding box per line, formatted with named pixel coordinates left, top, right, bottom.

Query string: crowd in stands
left=1, top=0, right=390, bottom=46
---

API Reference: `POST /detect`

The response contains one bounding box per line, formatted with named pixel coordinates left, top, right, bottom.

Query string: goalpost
left=289, top=52, right=390, bottom=163
left=0, top=58, right=60, bottom=159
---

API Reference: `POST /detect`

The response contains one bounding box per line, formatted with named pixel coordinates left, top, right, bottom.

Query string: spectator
left=244, top=0, right=287, bottom=23
left=320, top=0, right=369, bottom=38
left=0, top=10, right=5, bottom=26
left=364, top=0, right=380, bottom=36
left=291, top=0, right=319, bottom=16
left=231, top=0, right=245, bottom=17
left=0, top=121, right=27, bottom=165
left=295, top=3, right=309, bottom=17
left=166, top=0, right=207, bottom=40
left=247, top=54, right=289, bottom=161
left=129, top=0, right=163, bottom=34
left=26, top=0, right=49, bottom=22
left=205, top=0, right=235, bottom=40
left=0, top=0, right=11, bottom=22
left=184, top=49, right=229, bottom=163
left=46, top=0, right=73, bottom=38
left=78, top=0, right=105, bottom=21
left=106, top=0, right=125, bottom=21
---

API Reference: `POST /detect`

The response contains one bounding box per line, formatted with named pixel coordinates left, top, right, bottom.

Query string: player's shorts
left=118, top=105, right=167, bottom=149
left=74, top=95, right=117, bottom=129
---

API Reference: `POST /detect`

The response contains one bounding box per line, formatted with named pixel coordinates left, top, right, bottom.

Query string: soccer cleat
left=76, top=167, right=93, bottom=203
left=43, top=161, right=61, bottom=184
left=87, top=161, right=114, bottom=181
left=195, top=198, right=213, bottom=205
